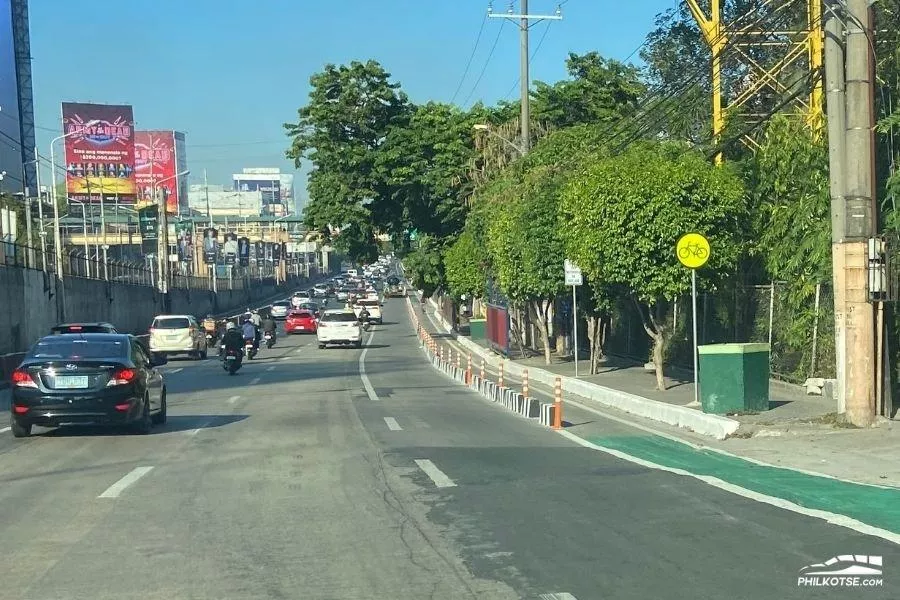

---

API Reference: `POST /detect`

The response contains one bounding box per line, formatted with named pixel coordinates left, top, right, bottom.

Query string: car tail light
left=13, top=404, right=29, bottom=414
left=114, top=403, right=131, bottom=412
left=11, top=369, right=37, bottom=388
left=107, top=368, right=136, bottom=386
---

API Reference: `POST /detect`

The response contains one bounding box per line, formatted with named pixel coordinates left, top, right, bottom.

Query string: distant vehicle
left=345, top=269, right=358, bottom=277
left=313, top=283, right=329, bottom=297
left=284, top=310, right=318, bottom=334
left=297, top=302, right=321, bottom=316
left=316, top=309, right=363, bottom=349
left=9, top=333, right=168, bottom=438
left=335, top=287, right=350, bottom=301
left=149, top=315, right=208, bottom=359
left=291, top=290, right=312, bottom=308
left=270, top=301, right=291, bottom=319
left=353, top=299, right=382, bottom=324
left=51, top=322, right=118, bottom=335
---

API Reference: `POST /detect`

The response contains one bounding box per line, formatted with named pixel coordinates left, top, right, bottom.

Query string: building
left=232, top=168, right=294, bottom=217
left=187, top=184, right=262, bottom=217
left=0, top=0, right=36, bottom=195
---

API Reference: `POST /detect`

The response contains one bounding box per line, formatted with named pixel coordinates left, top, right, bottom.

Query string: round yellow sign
left=676, top=233, right=711, bottom=269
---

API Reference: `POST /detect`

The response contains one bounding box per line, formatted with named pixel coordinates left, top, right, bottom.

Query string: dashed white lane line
left=228, top=395, right=241, bottom=404
left=384, top=417, right=402, bottom=431
left=98, top=466, right=155, bottom=498
left=0, top=426, right=10, bottom=434
left=414, top=459, right=456, bottom=488
left=186, top=420, right=212, bottom=436
left=295, top=347, right=304, bottom=354
left=359, top=334, right=378, bottom=401
left=540, top=594, right=578, bottom=600
left=266, top=366, right=275, bottom=372
left=250, top=377, right=261, bottom=385
left=166, top=368, right=183, bottom=374
left=280, top=356, right=291, bottom=361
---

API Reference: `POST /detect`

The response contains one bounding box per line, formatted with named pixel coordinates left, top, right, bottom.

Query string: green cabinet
left=468, top=318, right=486, bottom=341
left=698, top=343, right=770, bottom=414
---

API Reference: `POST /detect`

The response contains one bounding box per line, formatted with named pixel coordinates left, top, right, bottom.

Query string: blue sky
left=30, top=0, right=677, bottom=202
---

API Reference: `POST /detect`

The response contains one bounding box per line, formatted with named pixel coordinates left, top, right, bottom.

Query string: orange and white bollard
left=552, top=376, right=563, bottom=430
left=499, top=360, right=505, bottom=388
left=522, top=369, right=529, bottom=398
left=480, top=359, right=486, bottom=381
left=440, top=346, right=445, bottom=364
left=455, top=350, right=461, bottom=370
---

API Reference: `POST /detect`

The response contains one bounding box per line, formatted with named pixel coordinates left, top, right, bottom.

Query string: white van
left=346, top=268, right=358, bottom=277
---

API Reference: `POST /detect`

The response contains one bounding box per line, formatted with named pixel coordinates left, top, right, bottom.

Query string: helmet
left=226, top=322, right=236, bottom=330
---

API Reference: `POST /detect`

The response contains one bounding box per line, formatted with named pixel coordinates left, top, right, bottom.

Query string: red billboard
left=61, top=102, right=136, bottom=202
left=134, top=130, right=183, bottom=214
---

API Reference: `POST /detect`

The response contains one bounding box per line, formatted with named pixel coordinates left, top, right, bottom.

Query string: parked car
left=8, top=333, right=168, bottom=437
left=270, top=301, right=291, bottom=320
left=284, top=310, right=318, bottom=334
left=148, top=315, right=208, bottom=359
left=51, top=322, right=118, bottom=335
left=316, top=309, right=363, bottom=349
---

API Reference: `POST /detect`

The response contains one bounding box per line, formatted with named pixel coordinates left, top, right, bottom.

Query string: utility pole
left=488, top=1, right=562, bottom=154
left=827, top=0, right=877, bottom=426
left=204, top=168, right=211, bottom=226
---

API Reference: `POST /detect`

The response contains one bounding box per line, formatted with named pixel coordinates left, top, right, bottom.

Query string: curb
left=415, top=296, right=739, bottom=440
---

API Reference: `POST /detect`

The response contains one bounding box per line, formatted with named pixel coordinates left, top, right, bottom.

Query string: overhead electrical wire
left=450, top=11, right=489, bottom=105
left=503, top=20, right=552, bottom=100
left=462, top=20, right=507, bottom=107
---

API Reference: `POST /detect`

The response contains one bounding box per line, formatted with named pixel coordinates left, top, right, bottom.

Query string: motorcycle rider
left=249, top=310, right=262, bottom=347
left=242, top=318, right=259, bottom=351
left=261, top=312, right=277, bottom=345
left=221, top=322, right=245, bottom=366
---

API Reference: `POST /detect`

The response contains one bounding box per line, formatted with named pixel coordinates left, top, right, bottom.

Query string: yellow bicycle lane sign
left=676, top=233, right=711, bottom=269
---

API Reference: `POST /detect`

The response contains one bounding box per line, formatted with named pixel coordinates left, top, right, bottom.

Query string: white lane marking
left=295, top=347, right=304, bottom=353
left=98, top=466, right=155, bottom=499
left=228, top=395, right=241, bottom=404
left=266, top=366, right=275, bottom=372
left=414, top=459, right=456, bottom=488
left=359, top=334, right=378, bottom=401
left=384, top=417, right=402, bottom=431
left=186, top=419, right=214, bottom=436
left=540, top=594, right=578, bottom=600
left=0, top=426, right=10, bottom=434
left=250, top=377, right=261, bottom=385
left=166, top=367, right=183, bottom=374
left=280, top=356, right=291, bottom=361
left=556, top=430, right=900, bottom=546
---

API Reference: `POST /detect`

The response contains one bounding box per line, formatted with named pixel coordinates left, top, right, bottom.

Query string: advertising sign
left=175, top=221, right=193, bottom=263
left=137, top=205, right=158, bottom=255
left=134, top=131, right=181, bottom=214
left=238, top=237, right=250, bottom=266
left=202, top=227, right=218, bottom=264
left=223, top=232, right=238, bottom=265
left=253, top=241, right=264, bottom=262
left=272, top=242, right=282, bottom=262
left=235, top=178, right=280, bottom=205
left=62, top=102, right=136, bottom=202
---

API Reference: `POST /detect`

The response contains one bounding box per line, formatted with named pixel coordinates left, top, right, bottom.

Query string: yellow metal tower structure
left=686, top=0, right=824, bottom=159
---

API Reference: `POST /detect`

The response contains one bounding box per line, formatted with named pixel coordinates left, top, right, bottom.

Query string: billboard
left=202, top=227, right=218, bottom=264
left=223, top=232, right=238, bottom=265
left=175, top=221, right=193, bottom=263
left=61, top=102, right=136, bottom=202
left=234, top=177, right=280, bottom=205
left=238, top=237, right=250, bottom=266
left=137, top=205, right=158, bottom=255
left=135, top=130, right=186, bottom=214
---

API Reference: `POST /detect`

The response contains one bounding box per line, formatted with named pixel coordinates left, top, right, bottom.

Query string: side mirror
left=150, top=352, right=168, bottom=367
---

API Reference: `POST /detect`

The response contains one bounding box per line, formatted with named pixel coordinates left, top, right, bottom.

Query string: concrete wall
left=0, top=266, right=296, bottom=356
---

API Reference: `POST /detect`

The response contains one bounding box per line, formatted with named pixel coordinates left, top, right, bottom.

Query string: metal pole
left=768, top=281, right=775, bottom=347
left=519, top=0, right=530, bottom=154
left=692, top=269, right=700, bottom=406
left=24, top=192, right=33, bottom=268
left=50, top=141, right=63, bottom=282
left=35, top=149, right=46, bottom=272
left=572, top=284, right=578, bottom=377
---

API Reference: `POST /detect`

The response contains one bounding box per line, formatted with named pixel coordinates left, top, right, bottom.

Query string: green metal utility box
left=468, top=318, right=486, bottom=341
left=697, top=343, right=770, bottom=415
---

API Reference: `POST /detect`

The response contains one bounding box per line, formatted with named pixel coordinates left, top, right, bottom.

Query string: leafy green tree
left=402, top=235, right=445, bottom=297
left=443, top=230, right=486, bottom=301
left=561, top=142, right=746, bottom=389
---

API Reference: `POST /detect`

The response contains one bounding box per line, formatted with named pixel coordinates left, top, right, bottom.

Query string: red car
left=284, top=310, right=317, bottom=334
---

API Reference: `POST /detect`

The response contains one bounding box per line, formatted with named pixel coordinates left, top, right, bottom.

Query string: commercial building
left=187, top=184, right=262, bottom=217
left=232, top=168, right=293, bottom=217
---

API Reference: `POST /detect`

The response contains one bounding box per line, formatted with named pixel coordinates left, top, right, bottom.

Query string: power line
left=503, top=20, right=552, bottom=99
left=461, top=20, right=507, bottom=107
left=450, top=12, right=489, bottom=105
left=188, top=139, right=287, bottom=148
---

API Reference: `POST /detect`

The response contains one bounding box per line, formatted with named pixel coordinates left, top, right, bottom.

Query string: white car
left=313, top=283, right=330, bottom=297
left=353, top=299, right=382, bottom=324
left=149, top=315, right=208, bottom=359
left=291, top=291, right=311, bottom=308
left=317, top=310, right=363, bottom=348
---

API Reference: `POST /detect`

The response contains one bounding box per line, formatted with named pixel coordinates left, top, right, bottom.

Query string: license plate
left=226, top=356, right=236, bottom=361
left=56, top=375, right=89, bottom=389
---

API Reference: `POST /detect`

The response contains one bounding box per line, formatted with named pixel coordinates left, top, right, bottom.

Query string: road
left=0, top=299, right=897, bottom=599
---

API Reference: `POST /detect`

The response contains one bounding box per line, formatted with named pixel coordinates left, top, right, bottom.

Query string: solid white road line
left=556, top=430, right=900, bottom=546
left=167, top=368, right=183, bottom=374
left=98, top=466, right=155, bottom=499
left=384, top=417, right=402, bottom=431
left=228, top=395, right=241, bottom=404
left=266, top=366, right=275, bottom=372
left=414, top=459, right=456, bottom=488
left=359, top=334, right=378, bottom=401
left=280, top=356, right=291, bottom=361
left=250, top=377, right=261, bottom=385
left=0, top=426, right=10, bottom=434
left=540, top=594, right=578, bottom=600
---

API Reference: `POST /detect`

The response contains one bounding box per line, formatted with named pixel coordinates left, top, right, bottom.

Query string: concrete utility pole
left=488, top=1, right=562, bottom=154
left=827, top=1, right=877, bottom=426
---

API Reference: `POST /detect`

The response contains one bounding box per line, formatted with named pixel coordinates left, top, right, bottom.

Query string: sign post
left=676, top=233, right=712, bottom=407
left=564, top=259, right=583, bottom=377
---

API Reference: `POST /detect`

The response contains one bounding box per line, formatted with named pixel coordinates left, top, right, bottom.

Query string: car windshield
left=152, top=317, right=191, bottom=329
left=321, top=312, right=358, bottom=323
left=29, top=338, right=127, bottom=359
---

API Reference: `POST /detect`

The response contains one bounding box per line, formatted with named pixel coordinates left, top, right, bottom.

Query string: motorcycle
left=264, top=331, right=275, bottom=349
left=244, top=338, right=258, bottom=360
left=223, top=348, right=242, bottom=375
left=206, top=331, right=217, bottom=350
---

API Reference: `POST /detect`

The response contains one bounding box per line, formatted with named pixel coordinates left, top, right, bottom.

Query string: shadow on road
left=35, top=414, right=249, bottom=437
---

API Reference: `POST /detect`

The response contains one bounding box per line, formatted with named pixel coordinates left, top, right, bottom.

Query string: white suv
left=316, top=310, right=363, bottom=349
left=149, top=315, right=208, bottom=359
left=353, top=299, right=382, bottom=324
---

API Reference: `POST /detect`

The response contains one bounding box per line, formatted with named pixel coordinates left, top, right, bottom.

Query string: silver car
left=270, top=301, right=291, bottom=320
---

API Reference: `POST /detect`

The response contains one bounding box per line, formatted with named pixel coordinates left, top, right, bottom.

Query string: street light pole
left=153, top=169, right=190, bottom=295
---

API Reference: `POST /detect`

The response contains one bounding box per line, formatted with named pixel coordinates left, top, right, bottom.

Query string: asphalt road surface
left=0, top=300, right=897, bottom=600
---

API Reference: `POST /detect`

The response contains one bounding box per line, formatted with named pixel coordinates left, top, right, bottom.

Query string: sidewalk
left=417, top=296, right=900, bottom=489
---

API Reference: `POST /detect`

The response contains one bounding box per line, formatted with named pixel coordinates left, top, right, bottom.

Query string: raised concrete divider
left=420, top=296, right=739, bottom=440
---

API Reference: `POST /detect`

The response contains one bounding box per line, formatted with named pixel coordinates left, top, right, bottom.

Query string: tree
left=285, top=60, right=411, bottom=260
left=444, top=230, right=486, bottom=301
left=402, top=235, right=445, bottom=298
left=561, top=142, right=746, bottom=389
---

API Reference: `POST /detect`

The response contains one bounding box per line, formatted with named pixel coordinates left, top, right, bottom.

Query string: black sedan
left=9, top=334, right=168, bottom=438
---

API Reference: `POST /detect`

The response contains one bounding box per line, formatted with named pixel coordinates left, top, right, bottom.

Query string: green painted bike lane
left=587, top=433, right=900, bottom=535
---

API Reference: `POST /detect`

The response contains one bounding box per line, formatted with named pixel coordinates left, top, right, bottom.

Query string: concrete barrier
left=539, top=403, right=557, bottom=427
